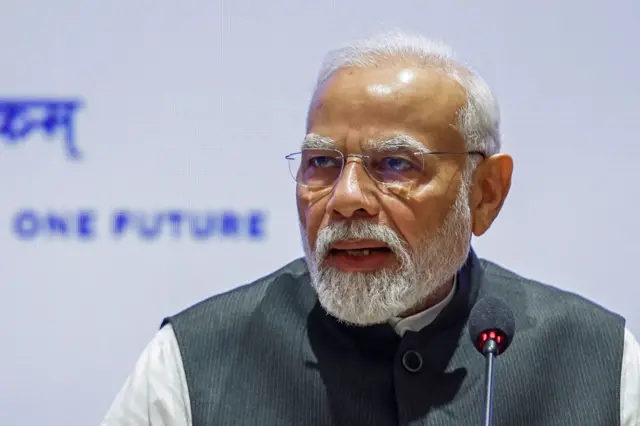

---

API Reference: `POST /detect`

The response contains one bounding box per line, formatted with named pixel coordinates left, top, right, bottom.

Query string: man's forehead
left=314, top=66, right=466, bottom=111
left=307, top=67, right=467, bottom=146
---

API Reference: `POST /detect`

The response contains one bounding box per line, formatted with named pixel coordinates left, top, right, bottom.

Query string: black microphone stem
left=482, top=339, right=499, bottom=426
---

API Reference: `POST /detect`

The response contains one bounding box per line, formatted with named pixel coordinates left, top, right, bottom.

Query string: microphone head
left=468, top=296, right=516, bottom=355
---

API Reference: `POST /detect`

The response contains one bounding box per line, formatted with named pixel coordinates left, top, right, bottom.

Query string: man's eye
left=309, top=156, right=341, bottom=168
left=379, top=157, right=414, bottom=172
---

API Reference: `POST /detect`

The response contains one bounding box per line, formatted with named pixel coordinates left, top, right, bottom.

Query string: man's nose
left=326, top=160, right=380, bottom=219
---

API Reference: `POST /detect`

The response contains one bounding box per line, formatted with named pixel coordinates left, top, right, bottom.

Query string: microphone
left=468, top=297, right=516, bottom=426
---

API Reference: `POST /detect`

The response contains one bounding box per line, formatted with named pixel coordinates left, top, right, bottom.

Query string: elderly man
left=102, top=32, right=639, bottom=425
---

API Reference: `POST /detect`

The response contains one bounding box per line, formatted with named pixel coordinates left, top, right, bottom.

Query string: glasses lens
left=365, top=150, right=424, bottom=184
left=288, top=149, right=343, bottom=187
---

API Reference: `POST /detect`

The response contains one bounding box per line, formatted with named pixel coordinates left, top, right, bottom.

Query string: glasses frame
left=285, top=149, right=486, bottom=188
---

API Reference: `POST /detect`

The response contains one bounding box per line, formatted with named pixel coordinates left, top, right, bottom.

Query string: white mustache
left=314, top=221, right=409, bottom=262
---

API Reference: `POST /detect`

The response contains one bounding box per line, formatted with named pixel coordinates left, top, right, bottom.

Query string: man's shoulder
left=478, top=257, right=624, bottom=325
left=162, top=258, right=312, bottom=330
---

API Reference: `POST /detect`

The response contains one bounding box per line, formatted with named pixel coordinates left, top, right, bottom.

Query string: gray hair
left=310, top=31, right=502, bottom=159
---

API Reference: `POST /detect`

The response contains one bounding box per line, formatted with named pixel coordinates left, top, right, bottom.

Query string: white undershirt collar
left=387, top=275, right=457, bottom=336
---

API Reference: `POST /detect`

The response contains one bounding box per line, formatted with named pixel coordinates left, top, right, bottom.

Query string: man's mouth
left=324, top=240, right=394, bottom=272
left=329, top=247, right=392, bottom=257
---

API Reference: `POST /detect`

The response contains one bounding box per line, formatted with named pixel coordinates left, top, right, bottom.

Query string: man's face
left=298, top=65, right=477, bottom=325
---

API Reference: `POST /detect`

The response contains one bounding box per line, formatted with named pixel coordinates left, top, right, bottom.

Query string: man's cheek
left=296, top=195, right=312, bottom=227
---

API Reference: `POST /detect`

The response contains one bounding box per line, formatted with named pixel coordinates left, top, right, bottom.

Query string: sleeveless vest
left=162, top=250, right=624, bottom=425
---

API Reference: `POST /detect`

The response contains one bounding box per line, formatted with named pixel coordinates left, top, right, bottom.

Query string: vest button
left=401, top=350, right=423, bottom=373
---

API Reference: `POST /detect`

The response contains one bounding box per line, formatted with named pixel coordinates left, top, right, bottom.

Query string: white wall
left=1, top=1, right=638, bottom=425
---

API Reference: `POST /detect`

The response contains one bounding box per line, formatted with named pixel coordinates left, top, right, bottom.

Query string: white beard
left=301, top=178, right=473, bottom=326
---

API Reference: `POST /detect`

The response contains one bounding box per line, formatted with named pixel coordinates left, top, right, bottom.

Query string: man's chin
left=311, top=271, right=414, bottom=326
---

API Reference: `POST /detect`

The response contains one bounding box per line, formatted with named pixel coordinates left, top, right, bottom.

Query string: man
left=102, top=32, right=639, bottom=425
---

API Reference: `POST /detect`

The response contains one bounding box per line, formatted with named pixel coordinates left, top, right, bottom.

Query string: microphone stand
left=482, top=339, right=499, bottom=426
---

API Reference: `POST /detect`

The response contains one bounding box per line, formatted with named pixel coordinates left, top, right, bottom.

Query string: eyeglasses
left=285, top=148, right=485, bottom=188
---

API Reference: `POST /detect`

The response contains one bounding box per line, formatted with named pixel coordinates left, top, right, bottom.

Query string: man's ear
left=470, top=154, right=513, bottom=236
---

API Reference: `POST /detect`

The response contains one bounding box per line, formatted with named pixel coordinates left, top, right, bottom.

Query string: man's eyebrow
left=300, top=133, right=432, bottom=154
left=300, top=134, right=338, bottom=150
left=364, top=134, right=431, bottom=154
